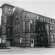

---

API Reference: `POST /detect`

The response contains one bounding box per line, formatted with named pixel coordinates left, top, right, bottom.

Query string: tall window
left=51, top=19, right=53, bottom=23
left=49, top=19, right=50, bottom=22
left=15, top=18, right=20, bottom=24
left=51, top=34, right=54, bottom=42
left=30, top=19, right=34, bottom=30
left=2, top=16, right=4, bottom=24
left=15, top=17, right=20, bottom=32
left=43, top=18, right=45, bottom=21
left=2, top=27, right=6, bottom=34
left=46, top=24, right=49, bottom=30
left=7, top=28, right=10, bottom=35
left=4, top=16, right=7, bottom=23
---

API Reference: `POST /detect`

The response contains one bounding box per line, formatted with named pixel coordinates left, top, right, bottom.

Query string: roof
left=0, top=3, right=15, bottom=8
left=24, top=10, right=55, bottom=20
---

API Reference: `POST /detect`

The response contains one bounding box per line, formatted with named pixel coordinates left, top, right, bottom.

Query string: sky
left=0, top=0, right=55, bottom=25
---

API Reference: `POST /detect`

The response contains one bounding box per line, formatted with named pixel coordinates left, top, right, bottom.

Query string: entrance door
left=40, top=36, right=44, bottom=47
left=31, top=39, right=34, bottom=47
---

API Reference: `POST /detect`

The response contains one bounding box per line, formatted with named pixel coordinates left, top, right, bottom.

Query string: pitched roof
left=0, top=3, right=14, bottom=8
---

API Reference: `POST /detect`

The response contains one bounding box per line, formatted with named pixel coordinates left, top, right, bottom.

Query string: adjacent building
left=0, top=3, right=55, bottom=47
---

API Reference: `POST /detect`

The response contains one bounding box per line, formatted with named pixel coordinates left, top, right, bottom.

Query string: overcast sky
left=0, top=0, right=55, bottom=25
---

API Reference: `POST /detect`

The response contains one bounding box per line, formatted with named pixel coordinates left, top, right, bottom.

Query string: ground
left=0, top=47, right=55, bottom=54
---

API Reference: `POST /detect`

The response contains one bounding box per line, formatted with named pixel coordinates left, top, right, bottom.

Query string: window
left=7, top=28, right=10, bottom=34
left=50, top=26, right=53, bottom=30
left=20, top=38, right=23, bottom=43
left=46, top=24, right=49, bottom=30
left=14, top=17, right=20, bottom=32
left=7, top=16, right=11, bottom=25
left=39, top=16, right=42, bottom=20
left=49, top=19, right=50, bottom=22
left=30, top=20, right=33, bottom=24
left=30, top=19, right=34, bottom=30
left=2, top=16, right=4, bottom=24
left=7, top=8, right=13, bottom=14
left=2, top=26, right=6, bottom=32
left=39, top=16, right=40, bottom=20
left=37, top=16, right=39, bottom=19
left=51, top=34, right=54, bottom=42
left=14, top=25, right=17, bottom=32
left=39, top=16, right=44, bottom=21
left=39, top=26, right=43, bottom=30
left=15, top=17, right=20, bottom=24
left=43, top=18, right=45, bottom=21
left=4, top=16, right=7, bottom=23
left=51, top=19, right=53, bottom=23
left=41, top=18, right=43, bottom=21
left=26, top=22, right=30, bottom=30
left=47, top=19, right=49, bottom=23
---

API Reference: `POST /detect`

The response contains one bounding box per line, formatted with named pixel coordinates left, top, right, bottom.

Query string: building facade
left=0, top=3, right=55, bottom=47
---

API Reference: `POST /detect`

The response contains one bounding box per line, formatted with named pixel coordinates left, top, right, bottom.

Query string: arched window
left=30, top=19, right=34, bottom=30
left=15, top=17, right=20, bottom=24
left=14, top=16, right=20, bottom=33
left=30, top=20, right=33, bottom=24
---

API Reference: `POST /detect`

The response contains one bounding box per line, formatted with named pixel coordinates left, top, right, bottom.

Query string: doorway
left=37, top=35, right=44, bottom=47
left=31, top=39, right=34, bottom=47
left=35, top=21, right=49, bottom=47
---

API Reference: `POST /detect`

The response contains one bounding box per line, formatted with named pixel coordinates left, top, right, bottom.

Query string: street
left=0, top=47, right=55, bottom=54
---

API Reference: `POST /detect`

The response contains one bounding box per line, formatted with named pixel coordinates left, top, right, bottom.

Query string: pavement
left=0, top=47, right=55, bottom=54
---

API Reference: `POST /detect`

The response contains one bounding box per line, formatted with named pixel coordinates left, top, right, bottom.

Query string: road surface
left=0, top=47, right=55, bottom=54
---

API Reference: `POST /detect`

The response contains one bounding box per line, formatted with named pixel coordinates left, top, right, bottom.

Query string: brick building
left=0, top=3, right=55, bottom=47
